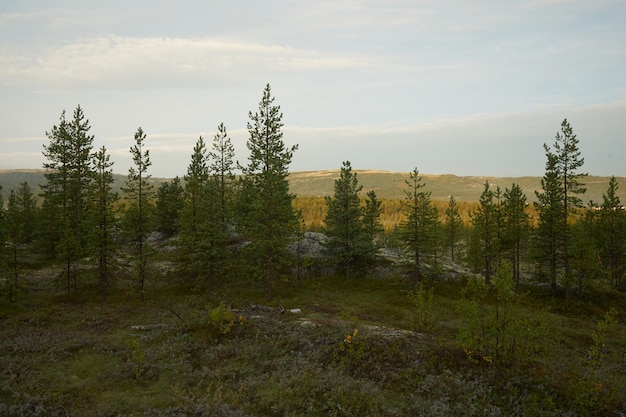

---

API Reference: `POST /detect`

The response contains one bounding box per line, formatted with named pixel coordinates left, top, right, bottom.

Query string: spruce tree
left=471, top=181, right=499, bottom=285
left=552, top=119, right=587, bottom=300
left=180, top=136, right=210, bottom=283
left=363, top=190, right=383, bottom=259
left=15, top=182, right=36, bottom=244
left=204, top=123, right=236, bottom=289
left=570, top=209, right=602, bottom=294
left=41, top=106, right=95, bottom=293
left=399, top=168, right=439, bottom=286
left=239, top=84, right=298, bottom=299
left=443, top=196, right=464, bottom=262
left=209, top=122, right=236, bottom=231
left=536, top=119, right=587, bottom=299
left=156, top=177, right=183, bottom=236
left=598, top=176, right=626, bottom=290
left=4, top=183, right=37, bottom=302
left=534, top=152, right=565, bottom=294
left=323, top=161, right=368, bottom=278
left=89, top=146, right=119, bottom=302
left=501, top=183, right=530, bottom=290
left=122, top=127, right=154, bottom=301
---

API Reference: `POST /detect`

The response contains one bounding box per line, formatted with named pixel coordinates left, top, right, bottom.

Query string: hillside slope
left=1, top=169, right=624, bottom=203
left=288, top=170, right=625, bottom=202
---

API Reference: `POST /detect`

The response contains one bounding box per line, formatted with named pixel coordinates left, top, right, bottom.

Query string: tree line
left=1, top=86, right=625, bottom=302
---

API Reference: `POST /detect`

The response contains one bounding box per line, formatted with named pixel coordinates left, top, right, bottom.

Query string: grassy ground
left=0, top=258, right=625, bottom=416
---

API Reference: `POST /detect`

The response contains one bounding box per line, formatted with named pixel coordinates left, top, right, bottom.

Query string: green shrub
left=458, top=267, right=547, bottom=368
left=408, top=282, right=435, bottom=332
left=206, top=302, right=245, bottom=338
left=126, top=336, right=146, bottom=379
left=574, top=308, right=621, bottom=413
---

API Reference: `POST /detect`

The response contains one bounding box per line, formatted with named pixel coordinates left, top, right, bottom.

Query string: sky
left=1, top=0, right=625, bottom=178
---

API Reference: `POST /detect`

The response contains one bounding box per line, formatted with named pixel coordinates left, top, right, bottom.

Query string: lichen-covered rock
left=288, top=232, right=329, bottom=259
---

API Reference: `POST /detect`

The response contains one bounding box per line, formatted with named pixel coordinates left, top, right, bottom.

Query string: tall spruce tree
left=210, top=122, right=236, bottom=231
left=501, top=183, right=530, bottom=290
left=534, top=152, right=565, bottom=294
left=122, top=127, right=154, bottom=301
left=323, top=161, right=367, bottom=278
left=41, top=106, right=95, bottom=293
left=569, top=209, right=602, bottom=294
left=4, top=183, right=37, bottom=302
left=239, top=84, right=298, bottom=299
left=399, top=168, right=439, bottom=286
left=180, top=136, right=210, bottom=284
left=156, top=177, right=183, bottom=236
left=363, top=190, right=383, bottom=259
left=443, top=196, right=464, bottom=262
left=89, top=146, right=119, bottom=302
left=598, top=176, right=626, bottom=290
left=554, top=119, right=587, bottom=300
left=470, top=181, right=499, bottom=285
left=15, top=182, right=36, bottom=244
left=40, top=112, right=70, bottom=260
left=203, top=123, right=237, bottom=288
left=536, top=119, right=587, bottom=299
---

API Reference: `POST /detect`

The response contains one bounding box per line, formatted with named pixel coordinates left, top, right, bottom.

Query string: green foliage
left=206, top=302, right=245, bottom=338
left=574, top=308, right=620, bottom=413
left=8, top=182, right=37, bottom=244
left=363, top=190, right=383, bottom=245
left=459, top=267, right=547, bottom=368
left=126, top=336, right=146, bottom=380
left=323, top=161, right=374, bottom=277
left=209, top=122, right=236, bottom=230
left=470, top=181, right=500, bottom=285
left=407, top=282, right=435, bottom=332
left=537, top=119, right=587, bottom=299
left=155, top=177, right=183, bottom=235
left=179, top=135, right=210, bottom=285
left=501, top=183, right=531, bottom=288
left=122, top=127, right=155, bottom=301
left=399, top=168, right=440, bottom=286
left=87, top=146, right=119, bottom=302
left=443, top=195, right=464, bottom=262
left=597, top=176, right=626, bottom=290
left=40, top=105, right=95, bottom=293
left=335, top=328, right=366, bottom=370
left=238, top=84, right=298, bottom=299
left=534, top=150, right=565, bottom=293
left=569, top=215, right=603, bottom=294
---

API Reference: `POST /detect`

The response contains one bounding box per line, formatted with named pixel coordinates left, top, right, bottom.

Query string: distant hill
left=1, top=169, right=624, bottom=204
left=0, top=169, right=169, bottom=203
left=288, top=170, right=626, bottom=204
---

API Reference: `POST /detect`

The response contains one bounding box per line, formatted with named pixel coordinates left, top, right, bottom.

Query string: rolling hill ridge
left=1, top=169, right=624, bottom=204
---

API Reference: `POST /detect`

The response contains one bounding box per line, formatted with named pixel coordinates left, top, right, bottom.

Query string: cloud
left=0, top=36, right=373, bottom=90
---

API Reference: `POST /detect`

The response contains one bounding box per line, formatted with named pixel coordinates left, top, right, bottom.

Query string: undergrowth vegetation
left=0, top=263, right=625, bottom=416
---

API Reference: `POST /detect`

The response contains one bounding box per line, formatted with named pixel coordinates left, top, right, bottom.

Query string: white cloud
left=0, top=36, right=373, bottom=90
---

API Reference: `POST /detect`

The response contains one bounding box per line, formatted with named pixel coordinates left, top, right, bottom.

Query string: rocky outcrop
left=287, top=232, right=328, bottom=259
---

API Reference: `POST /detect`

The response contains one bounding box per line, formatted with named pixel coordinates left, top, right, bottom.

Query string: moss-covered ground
left=1, top=262, right=625, bottom=416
